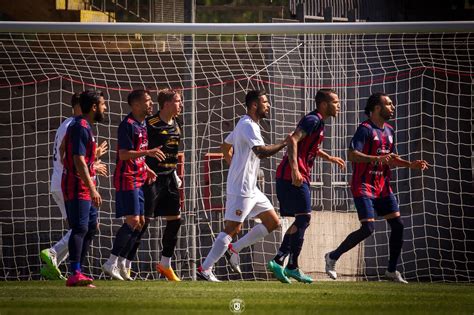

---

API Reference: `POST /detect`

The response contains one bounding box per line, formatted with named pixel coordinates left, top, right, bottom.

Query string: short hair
left=79, top=89, right=104, bottom=114
left=364, top=92, right=388, bottom=116
left=315, top=89, right=337, bottom=107
left=157, top=89, right=180, bottom=109
left=127, top=89, right=150, bottom=106
left=71, top=92, right=80, bottom=108
left=245, top=90, right=266, bottom=108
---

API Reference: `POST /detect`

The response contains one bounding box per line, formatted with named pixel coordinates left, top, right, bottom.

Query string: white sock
left=160, top=256, right=171, bottom=268
left=52, top=229, right=71, bottom=264
left=106, top=254, right=119, bottom=265
left=232, top=224, right=269, bottom=253
left=201, top=232, right=232, bottom=271
left=118, top=256, right=126, bottom=268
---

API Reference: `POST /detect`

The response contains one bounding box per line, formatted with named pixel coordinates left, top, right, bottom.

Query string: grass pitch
left=0, top=280, right=473, bottom=315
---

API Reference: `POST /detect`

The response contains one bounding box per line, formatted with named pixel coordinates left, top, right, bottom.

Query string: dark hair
left=245, top=90, right=266, bottom=108
left=127, top=89, right=150, bottom=106
left=71, top=92, right=81, bottom=108
left=315, top=89, right=337, bottom=107
left=364, top=92, right=388, bottom=116
left=79, top=89, right=104, bottom=114
left=157, top=89, right=180, bottom=109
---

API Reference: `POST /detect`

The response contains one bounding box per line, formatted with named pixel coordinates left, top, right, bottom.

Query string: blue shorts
left=276, top=178, right=311, bottom=217
left=354, top=194, right=399, bottom=220
left=65, top=199, right=98, bottom=229
left=115, top=187, right=145, bottom=218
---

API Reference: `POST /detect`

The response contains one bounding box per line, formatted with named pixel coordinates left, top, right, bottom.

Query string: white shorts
left=224, top=189, right=273, bottom=223
left=51, top=190, right=67, bottom=219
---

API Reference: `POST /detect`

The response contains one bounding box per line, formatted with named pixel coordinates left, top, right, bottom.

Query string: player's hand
left=146, top=167, right=157, bottom=184
left=410, top=160, right=429, bottom=170
left=96, top=141, right=108, bottom=158
left=329, top=156, right=346, bottom=169
left=282, top=132, right=294, bottom=146
left=377, top=153, right=397, bottom=165
left=291, top=169, right=304, bottom=187
left=93, top=160, right=108, bottom=177
left=147, top=146, right=166, bottom=162
left=91, top=188, right=102, bottom=208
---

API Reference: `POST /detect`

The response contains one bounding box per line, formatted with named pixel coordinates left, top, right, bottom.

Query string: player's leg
left=65, top=199, right=93, bottom=287
left=197, top=219, right=241, bottom=282
left=103, top=189, right=143, bottom=280
left=283, top=213, right=313, bottom=283
left=325, top=197, right=375, bottom=280
left=79, top=203, right=98, bottom=278
left=378, top=195, right=407, bottom=283
left=40, top=191, right=69, bottom=280
left=125, top=216, right=149, bottom=277
left=227, top=190, right=278, bottom=274
left=155, top=175, right=182, bottom=281
left=197, top=194, right=252, bottom=282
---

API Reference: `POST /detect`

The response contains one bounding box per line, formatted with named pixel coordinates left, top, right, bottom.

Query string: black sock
left=162, top=219, right=182, bottom=258
left=330, top=221, right=375, bottom=260
left=126, top=221, right=149, bottom=261
left=274, top=231, right=292, bottom=266
left=387, top=217, right=404, bottom=272
left=286, top=215, right=311, bottom=270
left=111, top=223, right=135, bottom=257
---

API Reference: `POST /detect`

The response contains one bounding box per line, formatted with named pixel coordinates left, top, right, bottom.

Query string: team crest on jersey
left=235, top=209, right=242, bottom=216
left=161, top=130, right=168, bottom=134
left=388, top=135, right=393, bottom=143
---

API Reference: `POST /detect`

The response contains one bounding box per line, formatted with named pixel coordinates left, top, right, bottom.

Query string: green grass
left=0, top=280, right=473, bottom=315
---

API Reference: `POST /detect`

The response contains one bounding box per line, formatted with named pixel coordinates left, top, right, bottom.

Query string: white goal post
left=0, top=21, right=472, bottom=282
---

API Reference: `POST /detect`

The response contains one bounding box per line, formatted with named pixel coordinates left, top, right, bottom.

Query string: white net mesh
left=0, top=28, right=472, bottom=282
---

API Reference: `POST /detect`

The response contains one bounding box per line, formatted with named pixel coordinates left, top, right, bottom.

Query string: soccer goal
left=0, top=21, right=472, bottom=282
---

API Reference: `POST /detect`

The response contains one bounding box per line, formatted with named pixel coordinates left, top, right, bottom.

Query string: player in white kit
left=197, top=90, right=289, bottom=281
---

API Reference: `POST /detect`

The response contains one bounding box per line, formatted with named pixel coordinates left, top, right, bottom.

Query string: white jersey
left=225, top=115, right=265, bottom=197
left=50, top=117, right=74, bottom=192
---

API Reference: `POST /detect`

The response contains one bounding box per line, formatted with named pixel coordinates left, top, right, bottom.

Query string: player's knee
left=165, top=218, right=182, bottom=235
left=126, top=216, right=141, bottom=230
left=294, top=214, right=311, bottom=230
left=86, top=224, right=98, bottom=238
left=71, top=225, right=88, bottom=237
left=360, top=221, right=375, bottom=237
left=387, top=217, right=404, bottom=233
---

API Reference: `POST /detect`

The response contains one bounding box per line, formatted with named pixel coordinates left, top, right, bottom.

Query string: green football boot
left=267, top=260, right=291, bottom=284
left=40, top=249, right=63, bottom=279
left=284, top=268, right=313, bottom=284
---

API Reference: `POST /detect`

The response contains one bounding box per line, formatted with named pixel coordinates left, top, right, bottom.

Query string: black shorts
left=144, top=173, right=181, bottom=217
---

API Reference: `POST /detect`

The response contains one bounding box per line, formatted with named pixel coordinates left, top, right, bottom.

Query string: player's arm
left=118, top=147, right=166, bottom=161
left=286, top=128, right=305, bottom=186
left=389, top=155, right=429, bottom=170
left=221, top=142, right=233, bottom=166
left=73, top=154, right=101, bottom=207
left=316, top=149, right=346, bottom=169
left=348, top=149, right=396, bottom=165
left=252, top=133, right=290, bottom=160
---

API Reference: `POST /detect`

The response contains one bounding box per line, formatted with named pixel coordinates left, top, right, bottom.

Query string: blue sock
left=274, top=232, right=291, bottom=266
left=286, top=215, right=311, bottom=270
left=127, top=221, right=149, bottom=261
left=330, top=221, right=375, bottom=260
left=71, top=262, right=81, bottom=273
left=387, top=217, right=404, bottom=272
left=111, top=223, right=135, bottom=257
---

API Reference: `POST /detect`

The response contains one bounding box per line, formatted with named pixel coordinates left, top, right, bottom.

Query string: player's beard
left=381, top=108, right=392, bottom=121
left=94, top=111, right=105, bottom=123
left=257, top=106, right=268, bottom=119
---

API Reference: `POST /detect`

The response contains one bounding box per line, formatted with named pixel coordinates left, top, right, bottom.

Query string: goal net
left=0, top=22, right=472, bottom=282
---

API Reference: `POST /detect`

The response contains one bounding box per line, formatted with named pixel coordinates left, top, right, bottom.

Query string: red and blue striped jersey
left=113, top=113, right=148, bottom=191
left=276, top=110, right=325, bottom=183
left=61, top=116, right=97, bottom=201
left=350, top=120, right=396, bottom=198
